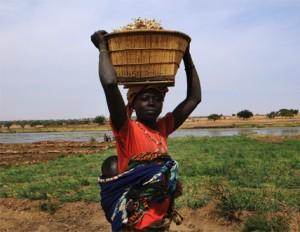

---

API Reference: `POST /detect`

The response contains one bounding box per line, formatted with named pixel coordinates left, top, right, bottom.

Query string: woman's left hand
left=91, top=30, right=108, bottom=50
left=183, top=44, right=191, bottom=61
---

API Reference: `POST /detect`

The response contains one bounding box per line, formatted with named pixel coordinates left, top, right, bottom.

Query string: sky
left=1, top=0, right=300, bottom=120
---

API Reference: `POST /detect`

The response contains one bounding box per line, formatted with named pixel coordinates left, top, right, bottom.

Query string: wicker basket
left=105, top=30, right=191, bottom=87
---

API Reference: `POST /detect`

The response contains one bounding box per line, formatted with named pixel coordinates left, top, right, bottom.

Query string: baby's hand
left=174, top=181, right=183, bottom=198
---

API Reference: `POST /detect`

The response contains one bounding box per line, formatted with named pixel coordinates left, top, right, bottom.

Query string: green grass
left=243, top=213, right=290, bottom=232
left=170, top=136, right=300, bottom=212
left=0, top=151, right=115, bottom=202
left=0, top=136, right=299, bottom=214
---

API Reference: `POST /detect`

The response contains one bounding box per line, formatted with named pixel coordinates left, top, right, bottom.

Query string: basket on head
left=105, top=30, right=191, bottom=87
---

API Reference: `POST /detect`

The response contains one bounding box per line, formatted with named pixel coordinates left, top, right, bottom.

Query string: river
left=0, top=127, right=299, bottom=144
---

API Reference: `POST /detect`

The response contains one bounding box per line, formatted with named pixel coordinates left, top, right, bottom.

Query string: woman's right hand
left=91, top=30, right=108, bottom=50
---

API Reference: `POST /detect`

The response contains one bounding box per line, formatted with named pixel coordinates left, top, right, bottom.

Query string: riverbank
left=182, top=114, right=300, bottom=129
left=0, top=140, right=115, bottom=165
left=0, top=135, right=299, bottom=231
left=1, top=115, right=300, bottom=133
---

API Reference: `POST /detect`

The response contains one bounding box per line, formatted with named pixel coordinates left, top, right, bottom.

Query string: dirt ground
left=1, top=138, right=299, bottom=231
left=0, top=141, right=115, bottom=165
left=0, top=198, right=242, bottom=232
left=0, top=141, right=238, bottom=231
left=1, top=198, right=299, bottom=232
left=1, top=135, right=300, bottom=166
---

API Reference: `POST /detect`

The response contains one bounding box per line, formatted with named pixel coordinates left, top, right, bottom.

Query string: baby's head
left=101, top=155, right=118, bottom=178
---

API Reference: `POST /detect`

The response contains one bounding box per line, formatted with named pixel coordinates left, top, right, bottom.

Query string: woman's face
left=133, top=89, right=164, bottom=121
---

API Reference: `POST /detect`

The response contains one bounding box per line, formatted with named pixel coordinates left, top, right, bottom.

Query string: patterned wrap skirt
left=98, top=156, right=181, bottom=231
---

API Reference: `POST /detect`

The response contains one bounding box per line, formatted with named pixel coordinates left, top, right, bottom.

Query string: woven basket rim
left=105, top=29, right=191, bottom=42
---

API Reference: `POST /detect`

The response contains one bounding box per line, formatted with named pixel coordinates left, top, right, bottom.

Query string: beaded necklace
left=134, top=121, right=162, bottom=146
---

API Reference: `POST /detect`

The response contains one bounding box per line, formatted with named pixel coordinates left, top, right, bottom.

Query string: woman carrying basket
left=91, top=30, right=201, bottom=231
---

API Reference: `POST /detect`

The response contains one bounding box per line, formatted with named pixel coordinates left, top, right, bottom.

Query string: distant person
left=103, top=133, right=112, bottom=142
left=92, top=30, right=201, bottom=231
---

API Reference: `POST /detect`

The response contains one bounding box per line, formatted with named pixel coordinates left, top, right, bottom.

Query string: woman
left=91, top=30, right=201, bottom=231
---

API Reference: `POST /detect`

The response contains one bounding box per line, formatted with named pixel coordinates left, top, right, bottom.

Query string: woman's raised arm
left=91, top=31, right=127, bottom=131
left=172, top=45, right=202, bottom=130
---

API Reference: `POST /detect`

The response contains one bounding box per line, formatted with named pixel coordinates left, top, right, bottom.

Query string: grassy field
left=1, top=136, right=299, bottom=230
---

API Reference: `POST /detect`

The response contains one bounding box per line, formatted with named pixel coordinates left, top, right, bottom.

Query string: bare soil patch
left=0, top=198, right=240, bottom=232
left=0, top=141, right=114, bottom=165
left=252, top=134, right=300, bottom=142
left=1, top=198, right=299, bottom=231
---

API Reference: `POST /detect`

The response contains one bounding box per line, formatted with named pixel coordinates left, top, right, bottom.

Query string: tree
left=3, top=121, right=13, bottom=129
left=266, top=111, right=276, bottom=119
left=277, top=109, right=298, bottom=118
left=208, top=114, right=222, bottom=121
left=237, top=110, right=253, bottom=119
left=94, top=115, right=106, bottom=125
left=18, top=121, right=26, bottom=128
left=291, top=109, right=299, bottom=115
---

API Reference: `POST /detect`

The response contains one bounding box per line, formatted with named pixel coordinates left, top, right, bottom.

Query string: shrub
left=266, top=111, right=276, bottom=119
left=39, top=199, right=60, bottom=214
left=94, top=115, right=106, bottom=125
left=243, top=213, right=289, bottom=232
left=237, top=110, right=253, bottom=119
left=3, top=121, right=13, bottom=129
left=243, top=214, right=270, bottom=232
left=277, top=108, right=298, bottom=118
left=207, top=181, right=242, bottom=221
left=208, top=114, right=222, bottom=121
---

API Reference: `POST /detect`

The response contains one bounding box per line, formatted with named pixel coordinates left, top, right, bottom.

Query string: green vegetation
left=0, top=115, right=107, bottom=129
left=94, top=115, right=106, bottom=125
left=266, top=111, right=277, bottom=119
left=243, top=213, right=290, bottom=232
left=207, top=114, right=222, bottom=121
left=267, top=108, right=299, bottom=118
left=237, top=110, right=254, bottom=119
left=0, top=136, right=299, bottom=224
left=0, top=152, right=115, bottom=202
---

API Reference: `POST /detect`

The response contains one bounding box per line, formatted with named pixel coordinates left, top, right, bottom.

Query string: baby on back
left=101, top=155, right=118, bottom=178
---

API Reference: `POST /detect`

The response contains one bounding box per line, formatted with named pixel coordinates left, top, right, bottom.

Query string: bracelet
left=100, top=49, right=108, bottom=53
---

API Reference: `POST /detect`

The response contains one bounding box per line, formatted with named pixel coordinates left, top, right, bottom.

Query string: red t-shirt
left=110, top=113, right=174, bottom=229
left=111, top=112, right=174, bottom=173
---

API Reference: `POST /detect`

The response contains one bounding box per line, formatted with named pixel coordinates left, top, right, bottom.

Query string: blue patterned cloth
left=99, top=158, right=178, bottom=231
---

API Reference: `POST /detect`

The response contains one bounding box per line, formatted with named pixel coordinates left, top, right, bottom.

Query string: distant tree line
left=208, top=108, right=298, bottom=121
left=1, top=108, right=299, bottom=128
left=266, top=109, right=298, bottom=119
left=0, top=115, right=107, bottom=129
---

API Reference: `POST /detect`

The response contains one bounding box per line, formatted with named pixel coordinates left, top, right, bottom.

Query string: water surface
left=1, top=127, right=299, bottom=144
